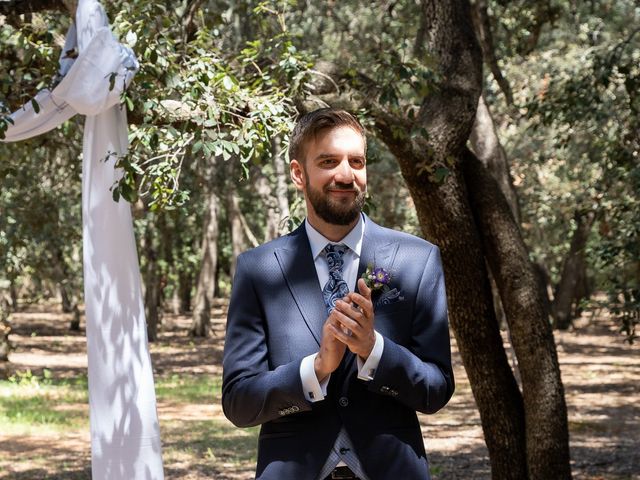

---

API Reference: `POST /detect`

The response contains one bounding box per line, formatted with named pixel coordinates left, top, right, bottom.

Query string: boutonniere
left=361, top=264, right=392, bottom=294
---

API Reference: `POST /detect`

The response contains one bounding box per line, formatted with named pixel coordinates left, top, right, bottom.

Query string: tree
left=490, top=0, right=640, bottom=341
left=284, top=0, right=571, bottom=477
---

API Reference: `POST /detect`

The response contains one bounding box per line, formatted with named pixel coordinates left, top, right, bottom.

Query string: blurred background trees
left=1, top=0, right=638, bottom=478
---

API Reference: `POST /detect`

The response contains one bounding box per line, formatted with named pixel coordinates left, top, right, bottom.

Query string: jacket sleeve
left=221, top=253, right=312, bottom=427
left=367, top=245, right=455, bottom=414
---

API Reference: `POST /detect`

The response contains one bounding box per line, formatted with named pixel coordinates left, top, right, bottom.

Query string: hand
left=315, top=313, right=347, bottom=383
left=329, top=278, right=376, bottom=360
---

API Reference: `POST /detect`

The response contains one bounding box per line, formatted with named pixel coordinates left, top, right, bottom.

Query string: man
left=222, top=108, right=454, bottom=480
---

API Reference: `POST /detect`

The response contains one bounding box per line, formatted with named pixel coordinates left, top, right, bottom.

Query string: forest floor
left=0, top=300, right=638, bottom=479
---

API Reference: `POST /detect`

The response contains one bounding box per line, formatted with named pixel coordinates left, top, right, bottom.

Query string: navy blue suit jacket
left=222, top=217, right=454, bottom=479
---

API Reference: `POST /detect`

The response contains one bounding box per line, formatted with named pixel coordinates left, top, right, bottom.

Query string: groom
left=222, top=108, right=454, bottom=480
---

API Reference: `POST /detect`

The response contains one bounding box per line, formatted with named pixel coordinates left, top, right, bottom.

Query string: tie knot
left=324, top=243, right=347, bottom=271
left=324, top=243, right=347, bottom=257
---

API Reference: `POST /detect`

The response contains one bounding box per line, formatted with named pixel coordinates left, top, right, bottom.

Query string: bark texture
left=252, top=138, right=290, bottom=242
left=0, top=0, right=65, bottom=16
left=143, top=225, right=162, bottom=342
left=376, top=119, right=528, bottom=479
left=553, top=211, right=595, bottom=330
left=463, top=149, right=572, bottom=479
left=470, top=0, right=514, bottom=105
left=227, top=184, right=247, bottom=280
left=0, top=296, right=11, bottom=362
left=190, top=188, right=219, bottom=337
left=369, top=1, right=571, bottom=478
left=470, top=95, right=521, bottom=224
left=374, top=2, right=530, bottom=477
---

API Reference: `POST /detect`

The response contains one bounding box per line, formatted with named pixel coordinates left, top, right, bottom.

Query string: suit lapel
left=274, top=217, right=399, bottom=348
left=275, top=224, right=327, bottom=346
left=332, top=218, right=400, bottom=379
left=356, top=218, right=399, bottom=296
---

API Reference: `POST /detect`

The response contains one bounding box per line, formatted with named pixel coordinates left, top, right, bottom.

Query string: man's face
left=291, top=126, right=367, bottom=226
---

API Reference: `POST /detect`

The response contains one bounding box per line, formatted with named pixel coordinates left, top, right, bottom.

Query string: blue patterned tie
left=322, top=244, right=350, bottom=314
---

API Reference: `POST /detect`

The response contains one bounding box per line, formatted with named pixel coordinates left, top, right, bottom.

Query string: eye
left=350, top=158, right=365, bottom=168
left=320, top=158, right=337, bottom=167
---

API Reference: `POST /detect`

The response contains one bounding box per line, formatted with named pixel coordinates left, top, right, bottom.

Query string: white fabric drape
left=2, top=1, right=165, bottom=478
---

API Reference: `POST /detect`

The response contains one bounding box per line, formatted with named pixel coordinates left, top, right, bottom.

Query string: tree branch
left=519, top=1, right=559, bottom=56
left=181, top=0, right=205, bottom=45
left=0, top=0, right=65, bottom=16
left=471, top=0, right=514, bottom=105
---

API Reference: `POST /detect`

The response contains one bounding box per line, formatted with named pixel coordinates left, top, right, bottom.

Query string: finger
left=357, top=278, right=372, bottom=300
left=331, top=309, right=362, bottom=335
left=348, top=292, right=373, bottom=314
left=328, top=323, right=356, bottom=347
left=335, top=299, right=366, bottom=323
left=345, top=294, right=373, bottom=325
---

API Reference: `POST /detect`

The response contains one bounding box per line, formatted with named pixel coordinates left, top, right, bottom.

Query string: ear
left=290, top=159, right=305, bottom=191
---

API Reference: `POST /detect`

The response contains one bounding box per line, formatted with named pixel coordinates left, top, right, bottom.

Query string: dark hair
left=288, top=108, right=366, bottom=163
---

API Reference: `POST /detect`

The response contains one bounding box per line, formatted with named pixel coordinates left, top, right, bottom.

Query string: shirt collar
left=305, top=213, right=365, bottom=260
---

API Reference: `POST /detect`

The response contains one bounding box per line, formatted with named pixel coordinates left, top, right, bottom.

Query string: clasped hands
left=314, top=278, right=375, bottom=382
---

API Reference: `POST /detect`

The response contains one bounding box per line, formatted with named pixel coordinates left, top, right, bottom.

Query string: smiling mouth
left=328, top=189, right=356, bottom=194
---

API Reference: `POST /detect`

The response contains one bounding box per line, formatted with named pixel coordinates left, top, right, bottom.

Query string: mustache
left=325, top=182, right=363, bottom=192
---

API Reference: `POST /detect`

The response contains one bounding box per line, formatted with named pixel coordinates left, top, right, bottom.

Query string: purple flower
left=373, top=267, right=390, bottom=285
left=361, top=264, right=392, bottom=292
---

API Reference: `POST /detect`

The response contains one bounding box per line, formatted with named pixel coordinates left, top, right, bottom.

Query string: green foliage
left=489, top=0, right=640, bottom=340
left=2, top=0, right=636, bottom=340
left=105, top=0, right=306, bottom=210
left=0, top=370, right=88, bottom=432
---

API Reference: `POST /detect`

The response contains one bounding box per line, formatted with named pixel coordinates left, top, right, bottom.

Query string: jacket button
left=338, top=396, right=349, bottom=407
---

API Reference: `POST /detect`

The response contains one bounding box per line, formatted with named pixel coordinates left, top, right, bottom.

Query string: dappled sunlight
left=1, top=307, right=638, bottom=479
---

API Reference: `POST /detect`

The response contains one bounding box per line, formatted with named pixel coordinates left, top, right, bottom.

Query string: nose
left=334, top=158, right=354, bottom=183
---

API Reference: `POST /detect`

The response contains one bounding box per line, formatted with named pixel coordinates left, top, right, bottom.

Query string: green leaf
left=433, top=167, right=450, bottom=184
left=222, top=76, right=235, bottom=90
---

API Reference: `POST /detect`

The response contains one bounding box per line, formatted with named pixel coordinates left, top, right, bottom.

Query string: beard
left=306, top=179, right=366, bottom=226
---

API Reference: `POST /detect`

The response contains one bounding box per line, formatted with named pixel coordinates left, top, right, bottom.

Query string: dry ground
left=0, top=301, right=638, bottom=479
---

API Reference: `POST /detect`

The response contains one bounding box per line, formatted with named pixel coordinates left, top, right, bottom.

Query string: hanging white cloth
left=2, top=1, right=165, bottom=479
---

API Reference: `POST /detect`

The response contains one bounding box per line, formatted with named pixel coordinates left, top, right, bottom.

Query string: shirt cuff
left=357, top=330, right=384, bottom=381
left=300, top=353, right=330, bottom=402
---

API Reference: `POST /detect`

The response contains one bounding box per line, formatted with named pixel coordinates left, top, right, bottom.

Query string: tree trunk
left=470, top=0, right=514, bottom=105
left=273, top=137, right=291, bottom=236
left=252, top=138, right=290, bottom=242
left=463, top=149, right=572, bottom=479
left=553, top=210, right=595, bottom=330
left=178, top=271, right=192, bottom=314
left=366, top=1, right=571, bottom=477
left=0, top=296, right=11, bottom=362
left=377, top=120, right=529, bottom=479
left=375, top=2, right=530, bottom=476
left=60, top=282, right=73, bottom=313
left=143, top=225, right=162, bottom=342
left=227, top=184, right=246, bottom=280
left=469, top=95, right=521, bottom=224
left=0, top=0, right=65, bottom=16
left=190, top=188, right=220, bottom=337
left=52, top=245, right=80, bottom=331
left=9, top=278, right=20, bottom=312
left=470, top=93, right=525, bottom=382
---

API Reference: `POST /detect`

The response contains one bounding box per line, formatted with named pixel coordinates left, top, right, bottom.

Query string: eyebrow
left=313, top=153, right=366, bottom=161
